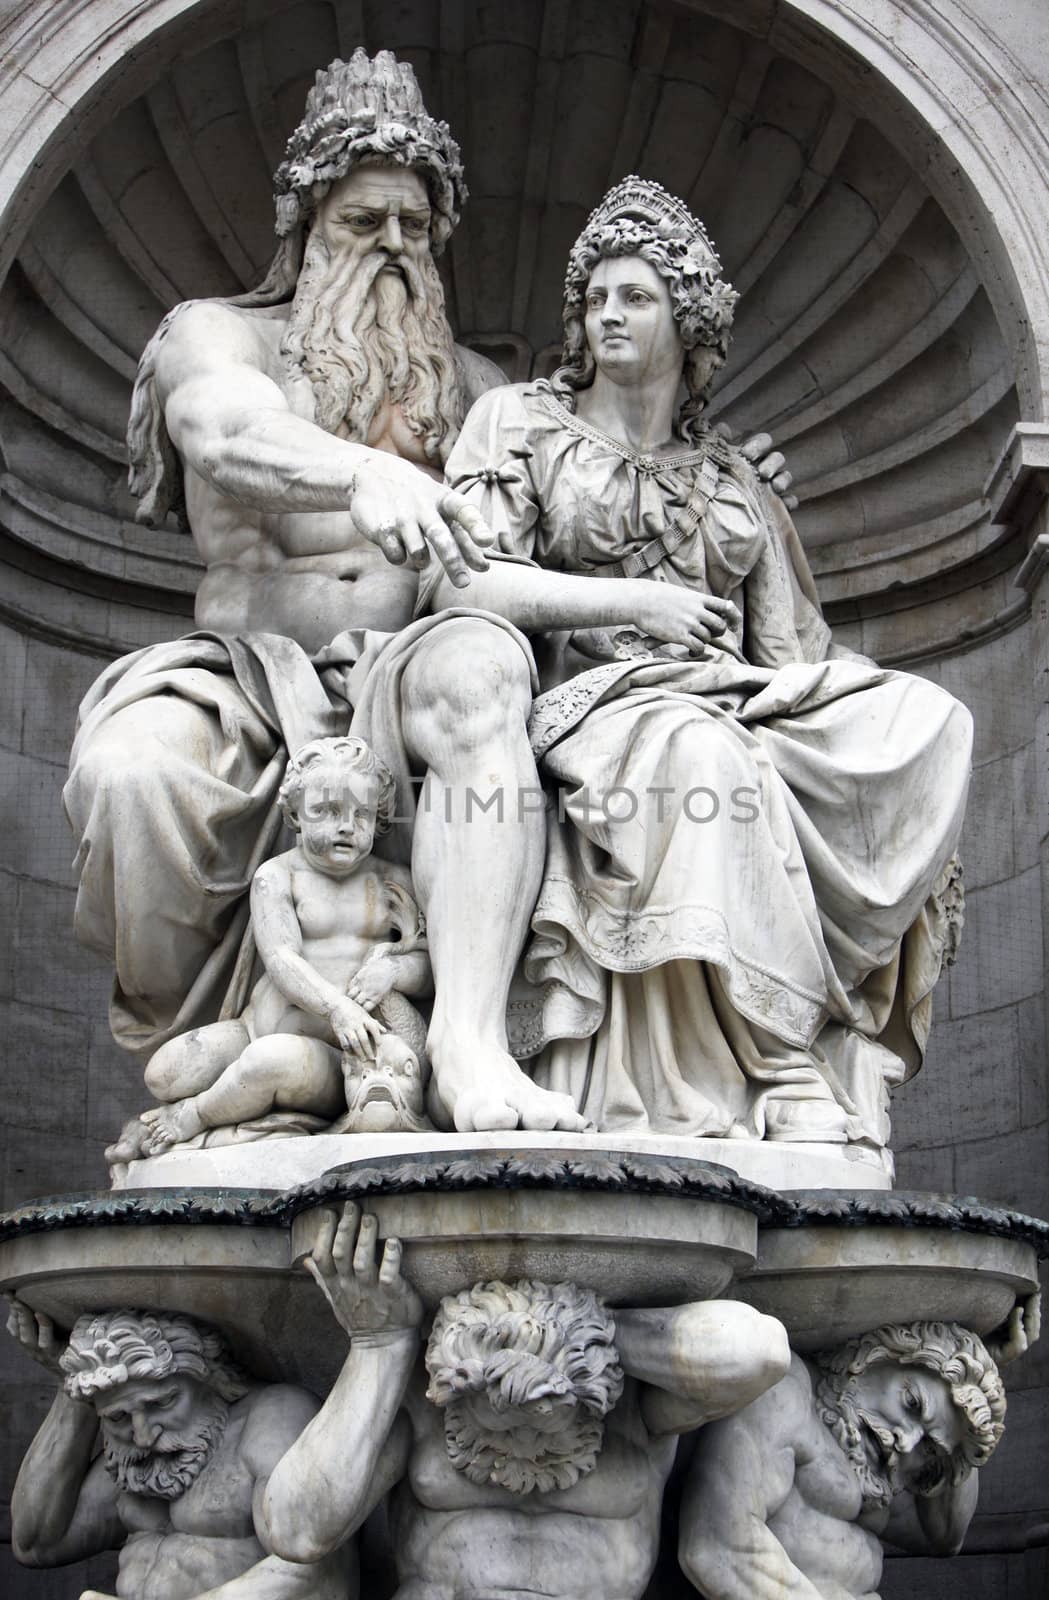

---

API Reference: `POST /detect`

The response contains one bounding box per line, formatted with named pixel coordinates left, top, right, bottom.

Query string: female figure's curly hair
left=552, top=177, right=738, bottom=444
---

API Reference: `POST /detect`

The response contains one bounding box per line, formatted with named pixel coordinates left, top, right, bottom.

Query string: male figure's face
left=311, top=167, right=433, bottom=279
left=297, top=769, right=380, bottom=876
left=95, top=1372, right=227, bottom=1499
left=848, top=1365, right=965, bottom=1497
left=284, top=160, right=461, bottom=452
left=443, top=1384, right=605, bottom=1496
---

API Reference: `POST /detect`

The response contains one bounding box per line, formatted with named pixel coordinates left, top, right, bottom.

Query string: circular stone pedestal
left=0, top=1149, right=772, bottom=1388
left=0, top=1148, right=1043, bottom=1395
left=733, top=1202, right=1042, bottom=1349
left=118, top=1129, right=892, bottom=1193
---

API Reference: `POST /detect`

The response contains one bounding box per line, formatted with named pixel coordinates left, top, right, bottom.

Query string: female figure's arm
left=428, top=561, right=737, bottom=652
left=432, top=386, right=738, bottom=646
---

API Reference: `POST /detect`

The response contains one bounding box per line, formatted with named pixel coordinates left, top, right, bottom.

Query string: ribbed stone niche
left=0, top=0, right=1021, bottom=649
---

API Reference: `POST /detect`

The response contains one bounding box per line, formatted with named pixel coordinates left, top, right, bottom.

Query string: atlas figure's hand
left=988, top=1292, right=1041, bottom=1366
left=304, top=1204, right=423, bottom=1340
left=352, top=455, right=495, bottom=588
left=628, top=581, right=741, bottom=654
left=5, top=1297, right=66, bottom=1375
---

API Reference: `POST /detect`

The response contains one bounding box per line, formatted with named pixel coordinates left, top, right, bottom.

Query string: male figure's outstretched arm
left=154, top=300, right=492, bottom=588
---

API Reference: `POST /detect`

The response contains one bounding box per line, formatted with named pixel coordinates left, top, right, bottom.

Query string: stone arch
left=0, top=0, right=1044, bottom=661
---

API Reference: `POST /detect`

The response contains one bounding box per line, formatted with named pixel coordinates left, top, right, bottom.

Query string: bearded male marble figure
left=6, top=1300, right=363, bottom=1599
left=260, top=1204, right=791, bottom=1600
left=679, top=1319, right=1016, bottom=1600
left=65, top=51, right=788, bottom=1139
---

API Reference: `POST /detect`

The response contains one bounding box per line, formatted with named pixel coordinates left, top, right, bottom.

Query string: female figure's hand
left=627, top=582, right=741, bottom=654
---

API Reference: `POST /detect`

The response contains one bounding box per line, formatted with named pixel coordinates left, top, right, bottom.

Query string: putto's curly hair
left=60, top=1310, right=250, bottom=1404
left=814, top=1320, right=1006, bottom=1481
left=279, top=736, right=397, bottom=834
left=552, top=176, right=738, bottom=444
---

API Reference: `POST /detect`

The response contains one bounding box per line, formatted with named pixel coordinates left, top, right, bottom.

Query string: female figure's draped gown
left=436, top=381, right=971, bottom=1151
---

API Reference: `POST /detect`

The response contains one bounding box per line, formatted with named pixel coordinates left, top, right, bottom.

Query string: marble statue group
left=6, top=47, right=1035, bottom=1600
left=64, top=48, right=969, bottom=1160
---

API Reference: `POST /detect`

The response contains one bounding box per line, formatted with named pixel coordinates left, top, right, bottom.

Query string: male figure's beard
left=815, top=1376, right=904, bottom=1511
left=282, top=234, right=465, bottom=462
left=103, top=1393, right=229, bottom=1500
left=442, top=1395, right=606, bottom=1496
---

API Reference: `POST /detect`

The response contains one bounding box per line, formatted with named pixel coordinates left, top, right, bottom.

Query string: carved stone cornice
left=1, top=1157, right=1047, bottom=1255
left=986, top=423, right=1049, bottom=576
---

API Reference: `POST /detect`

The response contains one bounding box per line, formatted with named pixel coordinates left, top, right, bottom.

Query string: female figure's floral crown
left=563, top=175, right=738, bottom=357
left=581, top=177, right=723, bottom=275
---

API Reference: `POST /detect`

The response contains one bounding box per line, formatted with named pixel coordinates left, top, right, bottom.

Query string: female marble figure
left=420, top=177, right=971, bottom=1154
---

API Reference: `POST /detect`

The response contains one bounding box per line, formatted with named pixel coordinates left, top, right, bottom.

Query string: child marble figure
left=139, top=736, right=432, bottom=1152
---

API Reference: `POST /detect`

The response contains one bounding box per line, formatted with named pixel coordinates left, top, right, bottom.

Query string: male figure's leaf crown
left=273, top=49, right=466, bottom=250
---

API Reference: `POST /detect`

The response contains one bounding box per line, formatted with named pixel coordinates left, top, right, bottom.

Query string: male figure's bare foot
left=140, top=1099, right=207, bottom=1153
left=427, top=1030, right=591, bottom=1133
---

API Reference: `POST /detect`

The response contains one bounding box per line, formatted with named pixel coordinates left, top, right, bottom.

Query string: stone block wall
left=887, top=612, right=1049, bottom=1590
left=0, top=623, right=142, bottom=1210
left=0, top=616, right=142, bottom=1587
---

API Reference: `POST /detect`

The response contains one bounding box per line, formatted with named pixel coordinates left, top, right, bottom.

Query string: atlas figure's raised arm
left=262, top=1206, right=420, bottom=1563
left=614, top=1300, right=790, bottom=1438
left=7, top=1301, right=124, bottom=1569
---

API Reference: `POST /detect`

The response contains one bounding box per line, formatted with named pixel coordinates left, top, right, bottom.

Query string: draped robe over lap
left=431, top=382, right=972, bottom=1147
left=64, top=376, right=971, bottom=1153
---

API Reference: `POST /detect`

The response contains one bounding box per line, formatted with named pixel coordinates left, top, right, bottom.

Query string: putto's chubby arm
left=250, top=853, right=384, bottom=1056
left=615, top=1300, right=790, bottom=1438
left=262, top=1206, right=420, bottom=1564
left=678, top=1358, right=828, bottom=1600
left=153, top=299, right=494, bottom=587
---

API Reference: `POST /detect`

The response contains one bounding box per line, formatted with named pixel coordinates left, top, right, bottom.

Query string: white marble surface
left=681, top=1325, right=1012, bottom=1600
left=6, top=1303, right=352, bottom=1598
left=119, top=1128, right=892, bottom=1193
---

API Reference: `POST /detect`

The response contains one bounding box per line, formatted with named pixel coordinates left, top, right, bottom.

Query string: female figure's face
left=584, top=255, right=682, bottom=387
